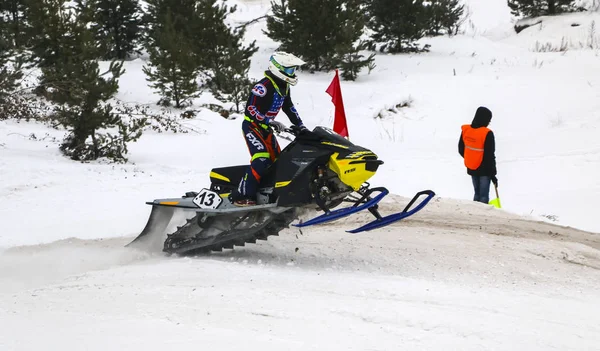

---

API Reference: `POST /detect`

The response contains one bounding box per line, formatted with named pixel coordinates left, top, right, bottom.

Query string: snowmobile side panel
left=327, top=152, right=379, bottom=191
left=347, top=190, right=435, bottom=233
left=190, top=203, right=292, bottom=214
left=148, top=197, right=291, bottom=214
left=273, top=147, right=331, bottom=207
left=209, top=165, right=249, bottom=190
left=147, top=197, right=214, bottom=209
left=293, top=188, right=389, bottom=227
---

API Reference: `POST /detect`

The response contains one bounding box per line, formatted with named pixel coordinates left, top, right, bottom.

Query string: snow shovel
left=489, top=183, right=501, bottom=208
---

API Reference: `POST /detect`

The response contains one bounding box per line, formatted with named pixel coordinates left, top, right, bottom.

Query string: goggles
left=272, top=58, right=297, bottom=76
left=281, top=66, right=297, bottom=76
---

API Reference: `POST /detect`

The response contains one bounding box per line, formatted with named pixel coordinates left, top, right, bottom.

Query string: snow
left=2, top=199, right=600, bottom=350
left=2, top=0, right=600, bottom=350
left=2, top=259, right=600, bottom=350
left=508, top=12, right=600, bottom=50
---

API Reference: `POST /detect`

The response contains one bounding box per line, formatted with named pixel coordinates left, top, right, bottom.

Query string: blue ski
left=347, top=190, right=435, bottom=233
left=293, top=188, right=389, bottom=227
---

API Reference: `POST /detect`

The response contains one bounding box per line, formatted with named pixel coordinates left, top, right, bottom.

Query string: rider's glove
left=290, top=124, right=308, bottom=135
left=269, top=120, right=286, bottom=133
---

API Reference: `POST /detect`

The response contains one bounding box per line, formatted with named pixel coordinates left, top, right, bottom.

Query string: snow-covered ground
left=1, top=197, right=600, bottom=350
left=1, top=0, right=600, bottom=350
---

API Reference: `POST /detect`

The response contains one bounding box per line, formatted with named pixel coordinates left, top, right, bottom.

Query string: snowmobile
left=127, top=125, right=435, bottom=255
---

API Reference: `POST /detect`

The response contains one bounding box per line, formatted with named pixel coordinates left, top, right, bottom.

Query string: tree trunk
left=548, top=0, right=556, bottom=14
left=10, top=2, right=20, bottom=47
left=91, top=129, right=99, bottom=159
left=173, top=74, right=180, bottom=108
left=114, top=23, right=121, bottom=59
left=69, top=125, right=88, bottom=157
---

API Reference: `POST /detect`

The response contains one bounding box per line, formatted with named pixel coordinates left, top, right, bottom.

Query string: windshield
left=311, top=126, right=354, bottom=147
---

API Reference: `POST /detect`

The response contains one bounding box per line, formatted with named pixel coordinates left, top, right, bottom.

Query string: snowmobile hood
left=471, top=106, right=492, bottom=128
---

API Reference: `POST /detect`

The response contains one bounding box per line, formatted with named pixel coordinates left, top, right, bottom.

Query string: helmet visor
left=281, top=66, right=297, bottom=76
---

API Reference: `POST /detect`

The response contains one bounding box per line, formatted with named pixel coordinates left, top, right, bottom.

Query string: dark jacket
left=458, top=107, right=497, bottom=177
left=244, top=70, right=303, bottom=127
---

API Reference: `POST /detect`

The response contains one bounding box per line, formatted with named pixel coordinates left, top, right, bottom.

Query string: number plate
left=192, top=189, right=223, bottom=209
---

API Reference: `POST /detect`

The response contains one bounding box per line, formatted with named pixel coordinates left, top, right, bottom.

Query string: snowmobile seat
left=209, top=165, right=248, bottom=189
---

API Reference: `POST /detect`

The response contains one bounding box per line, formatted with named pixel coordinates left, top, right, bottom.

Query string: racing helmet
left=268, top=51, right=306, bottom=86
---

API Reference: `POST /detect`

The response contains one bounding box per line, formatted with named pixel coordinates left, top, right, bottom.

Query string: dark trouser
left=471, top=175, right=491, bottom=204
left=237, top=120, right=280, bottom=199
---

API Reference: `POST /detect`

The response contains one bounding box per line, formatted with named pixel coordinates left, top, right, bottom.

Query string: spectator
left=458, top=106, right=498, bottom=204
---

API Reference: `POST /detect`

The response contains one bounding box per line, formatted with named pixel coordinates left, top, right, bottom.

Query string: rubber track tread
left=164, top=209, right=297, bottom=256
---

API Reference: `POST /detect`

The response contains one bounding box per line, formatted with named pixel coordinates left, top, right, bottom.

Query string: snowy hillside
left=1, top=0, right=600, bottom=350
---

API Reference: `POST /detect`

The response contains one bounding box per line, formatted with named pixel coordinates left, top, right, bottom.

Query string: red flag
left=325, top=69, right=349, bottom=138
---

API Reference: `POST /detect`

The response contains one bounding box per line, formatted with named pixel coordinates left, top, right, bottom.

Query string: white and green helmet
left=268, top=52, right=306, bottom=86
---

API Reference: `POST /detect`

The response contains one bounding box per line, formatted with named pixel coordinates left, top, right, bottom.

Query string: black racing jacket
left=244, top=71, right=304, bottom=128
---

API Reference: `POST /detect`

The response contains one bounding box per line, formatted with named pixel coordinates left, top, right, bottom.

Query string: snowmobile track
left=164, top=209, right=296, bottom=256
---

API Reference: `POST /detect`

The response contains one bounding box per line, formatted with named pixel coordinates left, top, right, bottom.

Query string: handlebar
left=279, top=125, right=305, bottom=136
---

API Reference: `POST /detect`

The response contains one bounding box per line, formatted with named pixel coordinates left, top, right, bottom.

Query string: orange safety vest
left=461, top=124, right=490, bottom=170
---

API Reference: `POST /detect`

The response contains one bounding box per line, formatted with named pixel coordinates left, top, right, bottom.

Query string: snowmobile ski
left=346, top=190, right=435, bottom=233
left=293, top=187, right=389, bottom=227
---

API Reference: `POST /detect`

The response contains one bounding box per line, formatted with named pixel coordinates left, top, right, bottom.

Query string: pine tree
left=337, top=50, right=376, bottom=81
left=427, top=0, right=465, bottom=36
left=28, top=0, right=75, bottom=96
left=193, top=1, right=243, bottom=70
left=265, top=0, right=374, bottom=81
left=143, top=6, right=201, bottom=108
left=36, top=2, right=143, bottom=162
left=207, top=7, right=257, bottom=113
left=0, top=43, right=37, bottom=122
left=0, top=0, right=30, bottom=49
left=0, top=24, right=49, bottom=122
left=366, top=0, right=430, bottom=53
left=507, top=0, right=577, bottom=17
left=144, top=0, right=201, bottom=50
left=143, top=0, right=207, bottom=108
left=209, top=43, right=254, bottom=114
left=85, top=0, right=143, bottom=60
left=144, top=0, right=257, bottom=107
left=0, top=36, right=23, bottom=104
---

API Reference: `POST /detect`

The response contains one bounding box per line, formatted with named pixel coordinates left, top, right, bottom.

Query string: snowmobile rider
left=458, top=106, right=498, bottom=204
left=233, top=52, right=308, bottom=206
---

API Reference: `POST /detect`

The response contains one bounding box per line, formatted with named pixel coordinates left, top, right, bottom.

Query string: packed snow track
left=1, top=196, right=599, bottom=350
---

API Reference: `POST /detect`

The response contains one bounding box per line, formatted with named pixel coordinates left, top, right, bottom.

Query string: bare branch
left=235, top=15, right=268, bottom=29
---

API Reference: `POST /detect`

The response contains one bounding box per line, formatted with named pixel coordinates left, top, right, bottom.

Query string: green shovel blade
left=489, top=197, right=501, bottom=208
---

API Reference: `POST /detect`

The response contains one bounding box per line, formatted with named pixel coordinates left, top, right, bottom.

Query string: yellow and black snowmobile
left=128, top=125, right=434, bottom=255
